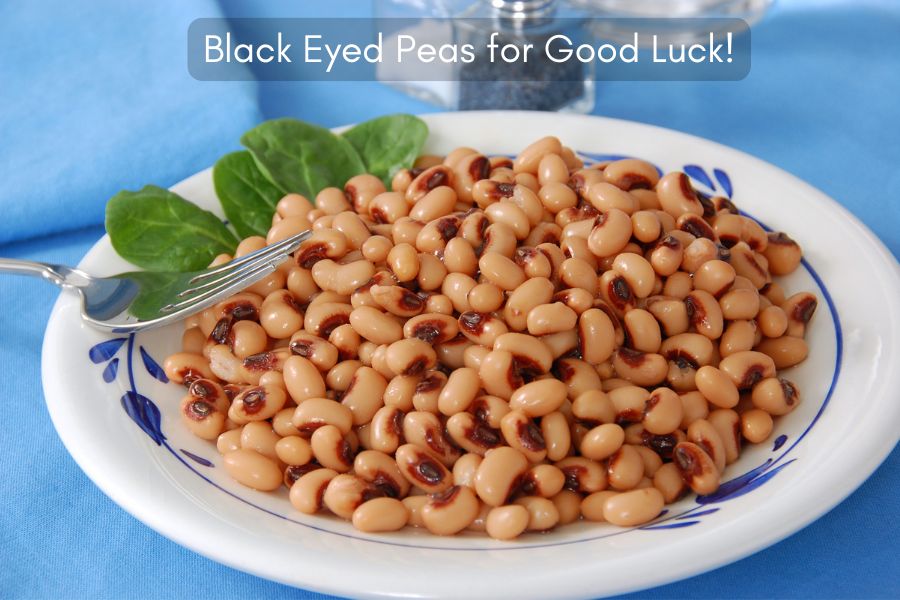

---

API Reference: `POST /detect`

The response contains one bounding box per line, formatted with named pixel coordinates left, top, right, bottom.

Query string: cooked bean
left=223, top=449, right=282, bottom=491
left=509, top=379, right=567, bottom=417
left=642, top=388, right=683, bottom=435
left=673, top=442, right=720, bottom=494
left=707, top=409, right=742, bottom=464
left=686, top=419, right=727, bottom=473
left=475, top=447, right=530, bottom=506
left=603, top=488, right=665, bottom=526
left=719, top=351, right=777, bottom=390
left=751, top=377, right=800, bottom=416
left=756, top=336, right=809, bottom=369
left=486, top=505, right=530, bottom=540
left=763, top=232, right=802, bottom=275
left=580, top=423, right=625, bottom=461
left=587, top=209, right=632, bottom=257
left=395, top=444, right=453, bottom=494
left=514, top=496, right=560, bottom=531
left=422, top=485, right=480, bottom=535
left=352, top=497, right=409, bottom=532
left=695, top=365, right=740, bottom=409
left=555, top=456, right=607, bottom=493
left=758, top=305, right=789, bottom=338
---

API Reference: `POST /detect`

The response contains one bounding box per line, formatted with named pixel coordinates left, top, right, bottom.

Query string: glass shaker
left=375, top=0, right=595, bottom=113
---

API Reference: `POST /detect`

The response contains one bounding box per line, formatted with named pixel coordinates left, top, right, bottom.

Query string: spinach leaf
left=213, top=150, right=287, bottom=238
left=343, top=114, right=429, bottom=187
left=106, top=185, right=238, bottom=272
left=241, top=118, right=366, bottom=198
left=121, top=270, right=200, bottom=320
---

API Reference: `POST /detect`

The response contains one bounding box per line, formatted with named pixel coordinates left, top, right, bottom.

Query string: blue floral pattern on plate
left=88, top=157, right=844, bottom=547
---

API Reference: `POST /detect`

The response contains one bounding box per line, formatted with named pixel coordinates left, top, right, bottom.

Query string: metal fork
left=0, top=230, right=311, bottom=333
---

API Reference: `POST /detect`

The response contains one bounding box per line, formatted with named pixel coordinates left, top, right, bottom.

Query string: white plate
left=42, top=112, right=900, bottom=599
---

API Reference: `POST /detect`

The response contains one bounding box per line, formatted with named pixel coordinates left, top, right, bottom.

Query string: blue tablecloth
left=1, top=1, right=898, bottom=598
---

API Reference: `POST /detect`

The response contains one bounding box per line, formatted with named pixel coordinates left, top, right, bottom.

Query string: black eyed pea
left=405, top=165, right=455, bottom=203
left=311, top=259, right=376, bottom=297
left=587, top=209, right=633, bottom=258
left=475, top=446, right=530, bottom=506
left=521, top=464, right=566, bottom=499
left=642, top=387, right=684, bottom=435
left=503, top=276, right=555, bottom=331
left=581, top=491, right=618, bottom=522
left=751, top=377, right=800, bottom=416
left=598, top=270, right=636, bottom=316
left=679, top=391, right=709, bottom=429
left=310, top=424, right=354, bottom=473
left=552, top=490, right=583, bottom=525
left=345, top=174, right=387, bottom=213
left=458, top=311, right=509, bottom=346
left=437, top=367, right=481, bottom=416
left=229, top=384, right=287, bottom=422
left=555, top=357, right=602, bottom=400
left=463, top=344, right=491, bottom=370
left=217, top=429, right=243, bottom=455
left=693, top=259, right=736, bottom=298
left=719, top=287, right=761, bottom=321
left=729, top=242, right=771, bottom=289
left=395, top=444, right=453, bottom=494
left=631, top=210, right=662, bottom=244
left=349, top=306, right=404, bottom=345
left=326, top=359, right=364, bottom=392
left=572, top=389, right=617, bottom=426
left=538, top=181, right=578, bottom=214
left=493, top=332, right=554, bottom=374
left=607, top=444, right=645, bottom=491
left=302, top=301, right=353, bottom=339
left=354, top=449, right=411, bottom=498
left=695, top=365, right=740, bottom=409
left=673, top=442, right=720, bottom=494
left=676, top=213, right=716, bottom=241
left=500, top=410, right=547, bottom=463
left=578, top=308, right=617, bottom=365
left=552, top=287, right=594, bottom=316
left=391, top=218, right=425, bottom=246
left=230, top=320, right=268, bottom=360
left=757, top=305, right=789, bottom=338
left=686, top=419, right=728, bottom=473
left=555, top=456, right=608, bottom=494
left=411, top=369, right=447, bottom=413
left=656, top=172, right=704, bottom=219
left=509, top=378, right=568, bottom=417
left=360, top=235, right=393, bottom=263
left=756, top=336, right=809, bottom=369
left=223, top=449, right=283, bottom=491
left=368, top=192, right=409, bottom=225
left=514, top=136, right=563, bottom=175
left=607, top=385, right=650, bottom=424
left=239, top=421, right=281, bottom=461
left=323, top=473, right=382, bottom=520
left=421, top=485, right=481, bottom=535
left=369, top=405, right=405, bottom=454
left=283, top=356, right=327, bottom=404
left=341, top=366, right=388, bottom=425
left=163, top=352, right=216, bottom=385
left=442, top=272, right=478, bottom=313
left=514, top=496, right=561, bottom=531
left=410, top=186, right=458, bottom=222
left=181, top=326, right=206, bottom=355
left=781, top=292, right=818, bottom=338
left=680, top=237, right=719, bottom=274
left=653, top=462, right=688, bottom=503
left=385, top=338, right=437, bottom=376
left=417, top=214, right=463, bottom=252
left=403, top=313, right=459, bottom=345
left=294, top=229, right=349, bottom=269
left=290, top=468, right=339, bottom=514
left=486, top=505, right=531, bottom=540
left=526, top=302, right=577, bottom=336
left=720, top=320, right=759, bottom=358
left=719, top=350, right=777, bottom=391
left=386, top=242, right=420, bottom=282
left=602, top=488, right=665, bottom=527
left=452, top=453, right=484, bottom=488
left=288, top=331, right=339, bottom=372
left=633, top=444, right=664, bottom=478
left=603, top=158, right=660, bottom=191
left=179, top=396, right=226, bottom=440
left=275, top=435, right=313, bottom=466
left=446, top=412, right=504, bottom=456
left=612, top=253, right=656, bottom=298
left=402, top=411, right=460, bottom=466
left=706, top=409, right=742, bottom=464
left=685, top=290, right=725, bottom=340
left=623, top=309, right=662, bottom=354
left=662, top=270, right=693, bottom=299
left=741, top=409, right=775, bottom=443
left=467, top=282, right=505, bottom=314
left=579, top=423, right=625, bottom=461
left=646, top=296, right=690, bottom=337
left=352, top=497, right=410, bottom=532
left=434, top=336, right=474, bottom=371
left=478, top=252, right=526, bottom=291
left=538, top=152, right=569, bottom=186
left=540, top=411, right=572, bottom=462
left=401, top=495, right=430, bottom=528
left=763, top=232, right=802, bottom=276
left=649, top=235, right=684, bottom=277
left=612, top=348, right=668, bottom=388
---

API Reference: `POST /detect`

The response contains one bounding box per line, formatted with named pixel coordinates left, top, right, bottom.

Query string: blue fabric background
left=1, top=1, right=898, bottom=598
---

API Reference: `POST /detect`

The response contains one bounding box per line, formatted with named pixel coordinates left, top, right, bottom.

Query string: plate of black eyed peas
left=42, top=111, right=900, bottom=599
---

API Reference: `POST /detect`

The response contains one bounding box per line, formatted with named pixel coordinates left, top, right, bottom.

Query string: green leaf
left=121, top=270, right=201, bottom=320
left=213, top=151, right=287, bottom=238
left=105, top=185, right=238, bottom=272
left=241, top=118, right=366, bottom=199
left=343, top=114, right=429, bottom=187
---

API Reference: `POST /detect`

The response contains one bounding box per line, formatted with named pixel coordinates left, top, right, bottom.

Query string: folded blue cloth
left=0, top=1, right=261, bottom=245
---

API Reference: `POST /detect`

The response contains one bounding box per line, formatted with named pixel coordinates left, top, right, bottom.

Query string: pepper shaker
left=375, top=0, right=595, bottom=112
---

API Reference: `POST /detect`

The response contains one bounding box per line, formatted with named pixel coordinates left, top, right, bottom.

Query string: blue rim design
left=88, top=159, right=844, bottom=550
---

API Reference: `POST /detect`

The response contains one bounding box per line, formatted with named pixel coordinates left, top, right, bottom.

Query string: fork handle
left=0, top=258, right=67, bottom=286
